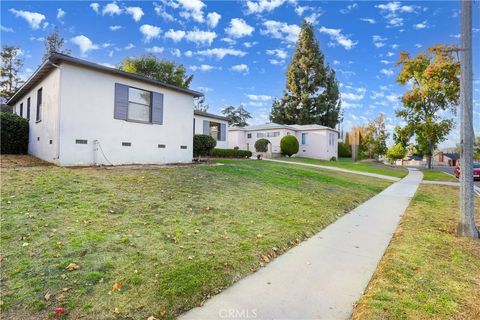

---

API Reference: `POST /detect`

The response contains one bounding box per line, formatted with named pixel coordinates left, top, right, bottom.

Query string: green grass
left=420, top=168, right=459, bottom=182
left=278, top=157, right=408, bottom=178
left=0, top=158, right=390, bottom=319
left=352, top=185, right=480, bottom=320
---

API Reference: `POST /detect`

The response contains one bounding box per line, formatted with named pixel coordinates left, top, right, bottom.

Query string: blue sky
left=1, top=0, right=479, bottom=147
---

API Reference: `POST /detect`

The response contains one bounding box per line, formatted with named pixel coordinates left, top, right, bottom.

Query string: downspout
left=48, top=60, right=62, bottom=165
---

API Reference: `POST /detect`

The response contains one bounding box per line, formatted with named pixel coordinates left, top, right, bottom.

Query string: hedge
left=280, top=135, right=299, bottom=157
left=1, top=112, right=29, bottom=154
left=255, top=138, right=270, bottom=152
left=210, top=148, right=252, bottom=158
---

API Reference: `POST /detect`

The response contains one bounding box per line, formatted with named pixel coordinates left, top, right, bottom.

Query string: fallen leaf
left=66, top=263, right=80, bottom=271
left=147, top=316, right=158, bottom=320
left=112, top=282, right=122, bottom=291
left=113, top=307, right=120, bottom=314
left=44, top=292, right=51, bottom=301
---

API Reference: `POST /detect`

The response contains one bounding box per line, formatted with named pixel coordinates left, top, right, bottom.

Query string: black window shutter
left=151, top=92, right=164, bottom=124
left=203, top=120, right=210, bottom=135
left=114, top=83, right=128, bottom=120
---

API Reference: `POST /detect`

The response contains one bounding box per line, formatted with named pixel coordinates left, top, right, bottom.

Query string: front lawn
left=420, top=168, right=458, bottom=182
left=0, top=158, right=390, bottom=319
left=352, top=185, right=480, bottom=319
left=279, top=157, right=408, bottom=178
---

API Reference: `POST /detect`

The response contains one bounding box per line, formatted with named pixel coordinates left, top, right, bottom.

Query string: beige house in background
left=228, top=123, right=338, bottom=160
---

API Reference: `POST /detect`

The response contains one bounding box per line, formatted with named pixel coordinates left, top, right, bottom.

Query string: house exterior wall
left=57, top=63, right=194, bottom=166
left=193, top=114, right=228, bottom=149
left=13, top=68, right=61, bottom=164
left=295, top=130, right=338, bottom=160
left=228, top=127, right=338, bottom=160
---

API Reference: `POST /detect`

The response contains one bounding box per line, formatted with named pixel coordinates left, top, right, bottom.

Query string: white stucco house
left=8, top=53, right=203, bottom=166
left=193, top=110, right=229, bottom=149
left=228, top=123, right=338, bottom=160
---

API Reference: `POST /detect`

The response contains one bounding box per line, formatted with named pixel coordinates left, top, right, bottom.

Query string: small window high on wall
left=36, top=88, right=42, bottom=122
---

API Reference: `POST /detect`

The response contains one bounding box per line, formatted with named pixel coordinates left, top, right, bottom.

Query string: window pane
left=129, top=87, right=151, bottom=105
left=209, top=122, right=220, bottom=140
left=128, top=102, right=150, bottom=122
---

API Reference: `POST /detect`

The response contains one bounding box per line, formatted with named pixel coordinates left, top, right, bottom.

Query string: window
left=180, top=145, right=187, bottom=149
left=247, top=133, right=252, bottom=139
left=267, top=131, right=280, bottom=137
left=329, top=133, right=336, bottom=146
left=257, top=132, right=265, bottom=138
left=122, top=142, right=131, bottom=146
left=75, top=139, right=88, bottom=144
left=301, top=133, right=308, bottom=145
left=20, top=103, right=23, bottom=117
left=128, top=87, right=151, bottom=122
left=36, top=88, right=42, bottom=122
left=27, top=97, right=31, bottom=120
left=209, top=122, right=220, bottom=140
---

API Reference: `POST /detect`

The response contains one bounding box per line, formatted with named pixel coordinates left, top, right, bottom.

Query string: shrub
left=386, top=143, right=407, bottom=162
left=330, top=156, right=337, bottom=161
left=254, top=139, right=270, bottom=153
left=280, top=135, right=299, bottom=157
left=338, top=142, right=351, bottom=158
left=1, top=112, right=29, bottom=154
left=193, top=134, right=216, bottom=158
left=210, top=148, right=252, bottom=158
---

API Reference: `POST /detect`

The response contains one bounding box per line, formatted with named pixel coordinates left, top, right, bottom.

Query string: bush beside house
left=338, top=142, right=352, bottom=158
left=280, top=135, right=299, bottom=157
left=193, top=134, right=216, bottom=159
left=1, top=112, right=29, bottom=154
left=210, top=148, right=252, bottom=158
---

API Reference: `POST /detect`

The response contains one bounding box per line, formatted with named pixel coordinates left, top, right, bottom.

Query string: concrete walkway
left=264, top=158, right=401, bottom=182
left=180, top=169, right=423, bottom=320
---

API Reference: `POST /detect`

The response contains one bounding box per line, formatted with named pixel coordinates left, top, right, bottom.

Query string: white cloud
left=190, top=64, right=217, bottom=72
left=109, top=25, right=122, bottom=31
left=140, top=24, right=161, bottom=42
left=90, top=3, right=100, bottom=14
left=225, top=18, right=254, bottom=39
left=221, top=37, right=236, bottom=45
left=231, top=64, right=249, bottom=74
left=197, top=86, right=212, bottom=92
left=246, top=94, right=272, bottom=101
left=380, top=68, right=394, bottom=76
left=386, top=51, right=395, bottom=57
left=154, top=2, right=175, bottom=22
left=146, top=46, right=164, bottom=53
left=266, top=48, right=287, bottom=59
left=375, top=1, right=416, bottom=27
left=305, top=12, right=323, bottom=25
left=9, top=8, right=46, bottom=29
left=124, top=43, right=135, bottom=50
left=269, top=59, right=283, bottom=65
left=171, top=48, right=181, bottom=57
left=295, top=6, right=312, bottom=16
left=360, top=18, right=376, bottom=24
left=70, top=35, right=99, bottom=56
left=246, top=0, right=287, bottom=14
left=342, top=91, right=364, bottom=101
left=415, top=43, right=423, bottom=48
left=57, top=8, right=66, bottom=20
left=196, top=48, right=247, bottom=59
left=185, top=29, right=217, bottom=45
left=177, top=0, right=206, bottom=23
left=413, top=20, right=428, bottom=29
left=206, top=12, right=221, bottom=28
left=391, top=44, right=399, bottom=49
left=126, top=7, right=144, bottom=22
left=340, top=3, right=358, bottom=14
left=386, top=93, right=400, bottom=103
left=380, top=60, right=390, bottom=64
left=1, top=25, right=14, bottom=32
left=164, top=29, right=186, bottom=42
left=243, top=41, right=258, bottom=48
left=185, top=50, right=193, bottom=57
left=333, top=60, right=340, bottom=65
left=102, top=2, right=122, bottom=15
left=372, top=35, right=387, bottom=48
left=261, top=20, right=301, bottom=43
left=319, top=26, right=357, bottom=50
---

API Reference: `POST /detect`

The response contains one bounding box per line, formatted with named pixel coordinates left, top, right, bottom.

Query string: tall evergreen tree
left=43, top=27, right=71, bottom=60
left=270, top=20, right=341, bottom=128
left=0, top=46, right=24, bottom=102
left=221, top=105, right=252, bottom=127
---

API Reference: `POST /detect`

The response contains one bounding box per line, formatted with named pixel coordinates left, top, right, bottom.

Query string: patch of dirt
left=0, top=155, right=53, bottom=168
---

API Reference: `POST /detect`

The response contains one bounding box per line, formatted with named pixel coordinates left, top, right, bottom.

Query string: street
left=434, top=166, right=480, bottom=188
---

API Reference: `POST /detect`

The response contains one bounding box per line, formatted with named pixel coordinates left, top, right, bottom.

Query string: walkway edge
left=264, top=158, right=401, bottom=181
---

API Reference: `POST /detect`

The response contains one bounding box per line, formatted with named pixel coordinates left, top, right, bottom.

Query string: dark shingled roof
left=443, top=152, right=460, bottom=160
left=7, top=52, right=203, bottom=105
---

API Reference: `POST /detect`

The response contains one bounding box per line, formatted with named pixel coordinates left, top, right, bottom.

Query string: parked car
left=454, top=163, right=480, bottom=180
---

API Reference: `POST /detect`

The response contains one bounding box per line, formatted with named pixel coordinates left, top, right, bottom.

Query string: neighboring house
left=193, top=110, right=229, bottom=149
left=433, top=151, right=459, bottom=166
left=395, top=155, right=425, bottom=167
left=7, top=53, right=202, bottom=166
left=228, top=123, right=338, bottom=160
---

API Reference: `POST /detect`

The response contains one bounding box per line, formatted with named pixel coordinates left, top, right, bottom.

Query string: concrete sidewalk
left=180, top=169, right=423, bottom=320
left=264, top=158, right=401, bottom=182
